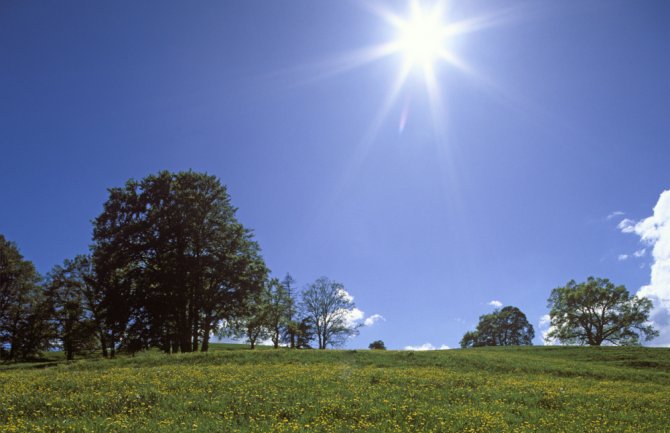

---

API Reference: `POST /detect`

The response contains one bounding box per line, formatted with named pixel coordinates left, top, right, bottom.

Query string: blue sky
left=1, top=0, right=669, bottom=349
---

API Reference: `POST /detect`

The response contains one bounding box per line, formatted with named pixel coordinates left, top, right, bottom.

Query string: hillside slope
left=2, top=346, right=669, bottom=432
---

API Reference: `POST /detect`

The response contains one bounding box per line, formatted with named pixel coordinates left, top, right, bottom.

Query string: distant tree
left=368, top=340, right=386, bottom=350
left=9, top=300, right=51, bottom=360
left=301, top=277, right=360, bottom=349
left=0, top=234, right=48, bottom=360
left=92, top=171, right=267, bottom=354
left=229, top=288, right=271, bottom=350
left=460, top=306, right=535, bottom=348
left=459, top=331, right=479, bottom=349
left=279, top=273, right=299, bottom=348
left=546, top=277, right=658, bottom=346
left=295, top=317, right=314, bottom=349
left=45, top=255, right=104, bottom=360
left=265, top=278, right=292, bottom=349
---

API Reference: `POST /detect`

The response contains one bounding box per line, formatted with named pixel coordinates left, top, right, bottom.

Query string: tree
left=0, top=234, right=49, bottom=360
left=460, top=306, right=535, bottom=348
left=279, top=273, right=299, bottom=348
left=45, top=255, right=105, bottom=360
left=229, top=288, right=271, bottom=349
left=368, top=340, right=386, bottom=350
left=546, top=277, right=658, bottom=346
left=265, top=278, right=292, bottom=349
left=92, top=170, right=267, bottom=354
left=301, top=277, right=360, bottom=349
left=294, top=317, right=314, bottom=349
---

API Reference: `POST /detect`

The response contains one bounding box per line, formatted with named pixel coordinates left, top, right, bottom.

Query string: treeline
left=1, top=171, right=360, bottom=361
left=460, top=279, right=659, bottom=348
left=2, top=170, right=661, bottom=359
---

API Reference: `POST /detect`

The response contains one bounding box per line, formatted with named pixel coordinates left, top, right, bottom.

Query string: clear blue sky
left=1, top=0, right=669, bottom=349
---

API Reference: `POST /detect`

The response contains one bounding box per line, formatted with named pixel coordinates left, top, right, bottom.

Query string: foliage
left=460, top=306, right=534, bottom=348
left=547, top=277, right=658, bottom=346
left=368, top=340, right=386, bottom=350
left=301, top=277, right=360, bottom=349
left=0, top=234, right=48, bottom=360
left=44, top=255, right=103, bottom=360
left=265, top=278, right=293, bottom=349
left=92, top=170, right=267, bottom=354
left=279, top=273, right=299, bottom=348
left=228, top=287, right=272, bottom=350
left=294, top=317, right=315, bottom=349
left=1, top=346, right=670, bottom=432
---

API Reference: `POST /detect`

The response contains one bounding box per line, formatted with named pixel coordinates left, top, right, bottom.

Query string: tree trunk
left=201, top=318, right=212, bottom=352
left=179, top=310, right=191, bottom=353
left=273, top=328, right=279, bottom=349
left=100, top=332, right=108, bottom=358
left=109, top=331, right=116, bottom=359
left=191, top=313, right=199, bottom=352
left=201, top=333, right=210, bottom=352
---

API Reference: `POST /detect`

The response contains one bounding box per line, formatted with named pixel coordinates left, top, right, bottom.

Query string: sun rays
left=358, top=0, right=491, bottom=136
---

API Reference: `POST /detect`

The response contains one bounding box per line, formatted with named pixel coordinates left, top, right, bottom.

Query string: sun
left=395, top=2, right=448, bottom=70
left=296, top=0, right=497, bottom=135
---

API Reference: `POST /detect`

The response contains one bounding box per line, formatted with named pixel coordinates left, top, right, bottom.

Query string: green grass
left=2, top=345, right=669, bottom=432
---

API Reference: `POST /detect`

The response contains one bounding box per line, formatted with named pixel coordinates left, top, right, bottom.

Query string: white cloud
left=607, top=211, right=625, bottom=220
left=342, top=307, right=364, bottom=328
left=363, top=314, right=385, bottom=327
left=539, top=314, right=551, bottom=328
left=538, top=314, right=558, bottom=345
left=618, top=254, right=629, bottom=261
left=404, top=343, right=449, bottom=351
left=488, top=300, right=503, bottom=308
left=622, top=190, right=670, bottom=346
left=338, top=289, right=354, bottom=303
left=634, top=248, right=647, bottom=258
left=618, top=218, right=637, bottom=233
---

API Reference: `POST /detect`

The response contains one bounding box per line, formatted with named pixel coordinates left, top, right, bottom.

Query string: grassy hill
left=1, top=345, right=669, bottom=432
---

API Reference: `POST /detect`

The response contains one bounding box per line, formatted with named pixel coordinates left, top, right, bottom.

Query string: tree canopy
left=546, top=277, right=658, bottom=346
left=0, top=234, right=47, bottom=360
left=460, top=306, right=535, bottom=348
left=368, top=340, right=386, bottom=350
left=45, top=255, right=104, bottom=360
left=92, top=170, right=267, bottom=353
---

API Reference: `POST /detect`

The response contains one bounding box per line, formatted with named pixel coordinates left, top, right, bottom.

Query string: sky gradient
left=1, top=0, right=669, bottom=348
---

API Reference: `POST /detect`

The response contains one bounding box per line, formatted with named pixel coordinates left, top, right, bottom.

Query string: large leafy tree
left=546, top=277, right=658, bottom=346
left=301, top=277, right=360, bottom=349
left=460, top=306, right=535, bottom=348
left=0, top=234, right=48, bottom=360
left=92, top=170, right=267, bottom=353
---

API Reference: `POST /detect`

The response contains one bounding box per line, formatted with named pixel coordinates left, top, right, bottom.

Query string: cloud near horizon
left=404, top=343, right=450, bottom=351
left=488, top=300, right=503, bottom=308
left=619, top=190, right=670, bottom=347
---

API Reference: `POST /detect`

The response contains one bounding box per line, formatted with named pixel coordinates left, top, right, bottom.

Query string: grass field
left=2, top=345, right=669, bottom=432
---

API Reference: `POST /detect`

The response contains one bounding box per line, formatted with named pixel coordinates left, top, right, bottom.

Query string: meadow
left=1, top=345, right=669, bottom=433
